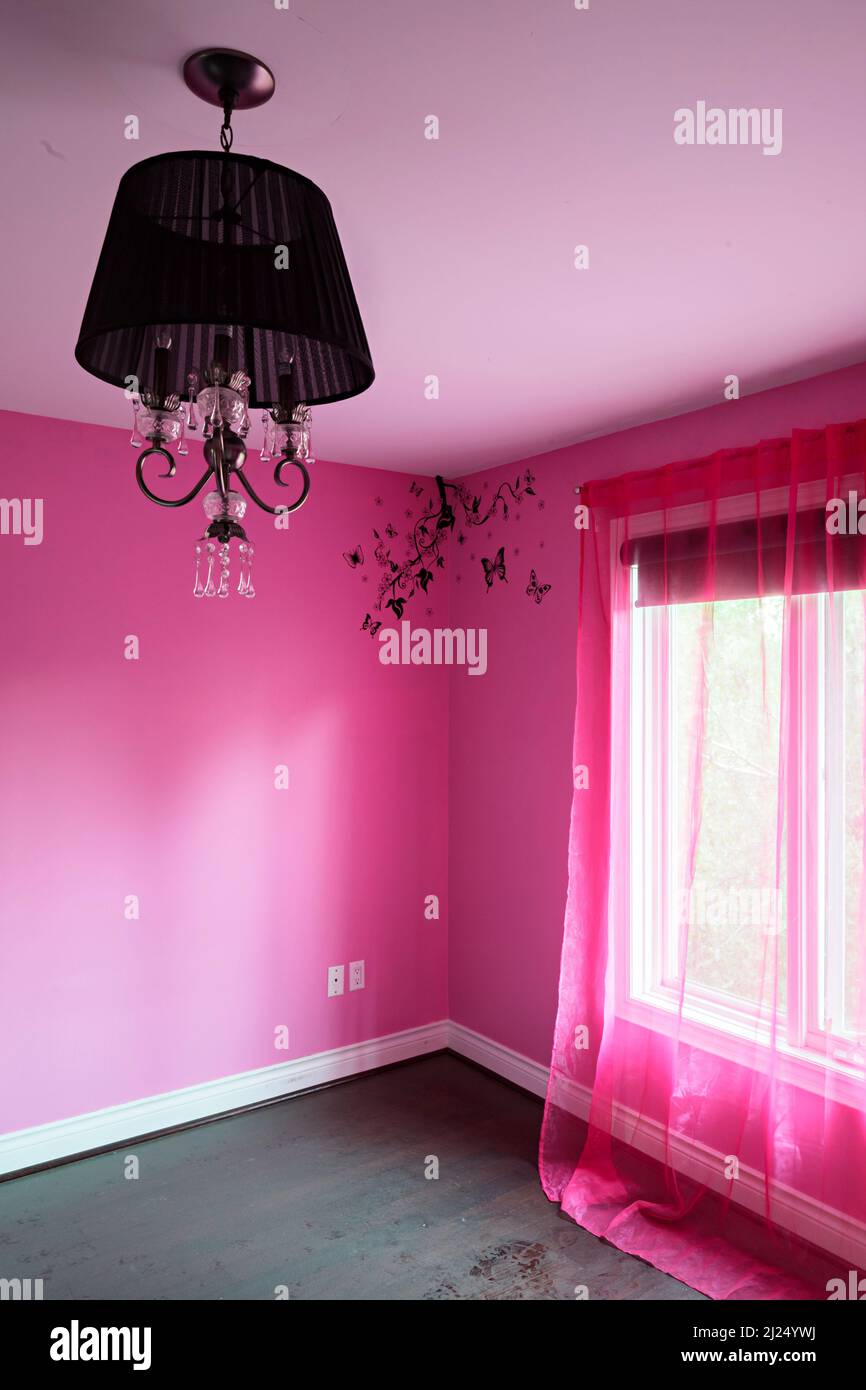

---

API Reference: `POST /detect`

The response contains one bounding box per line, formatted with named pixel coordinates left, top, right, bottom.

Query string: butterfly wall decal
left=526, top=569, right=551, bottom=604
left=481, top=547, right=507, bottom=589
left=361, top=613, right=382, bottom=637
left=356, top=472, right=545, bottom=635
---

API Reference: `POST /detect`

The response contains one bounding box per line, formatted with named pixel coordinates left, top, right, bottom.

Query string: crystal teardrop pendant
left=237, top=542, right=250, bottom=596
left=259, top=411, right=272, bottom=462
left=217, top=542, right=230, bottom=598
left=129, top=396, right=143, bottom=447
left=203, top=541, right=216, bottom=597
left=186, top=371, right=200, bottom=430
left=193, top=542, right=205, bottom=597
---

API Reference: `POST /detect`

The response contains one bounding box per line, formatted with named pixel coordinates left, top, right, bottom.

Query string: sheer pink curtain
left=540, top=421, right=866, bottom=1300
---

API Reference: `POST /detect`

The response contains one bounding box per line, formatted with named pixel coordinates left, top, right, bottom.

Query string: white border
left=0, top=1021, right=449, bottom=1177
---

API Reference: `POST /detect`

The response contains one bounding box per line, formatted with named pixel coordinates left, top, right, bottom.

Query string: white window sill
left=619, top=986, right=866, bottom=1111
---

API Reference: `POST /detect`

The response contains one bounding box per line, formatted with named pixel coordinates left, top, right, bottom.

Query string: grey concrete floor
left=0, top=1053, right=702, bottom=1300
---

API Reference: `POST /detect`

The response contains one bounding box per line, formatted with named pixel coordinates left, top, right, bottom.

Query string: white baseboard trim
left=446, top=1021, right=550, bottom=1099
left=4, top=1015, right=866, bottom=1273
left=446, top=1022, right=866, bottom=1273
left=0, top=1020, right=449, bottom=1178
left=545, top=1069, right=866, bottom=1272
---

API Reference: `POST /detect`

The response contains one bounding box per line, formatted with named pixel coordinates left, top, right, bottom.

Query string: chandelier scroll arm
left=136, top=447, right=215, bottom=508
left=235, top=455, right=311, bottom=515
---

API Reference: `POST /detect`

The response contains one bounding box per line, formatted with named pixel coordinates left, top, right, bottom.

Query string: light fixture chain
left=219, top=86, right=235, bottom=152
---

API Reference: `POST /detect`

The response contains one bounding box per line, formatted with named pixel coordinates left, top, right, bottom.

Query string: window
left=618, top=507, right=866, bottom=1100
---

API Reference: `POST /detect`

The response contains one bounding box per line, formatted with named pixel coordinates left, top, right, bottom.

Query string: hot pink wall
left=0, top=410, right=448, bottom=1133
left=5, top=362, right=866, bottom=1138
left=447, top=361, right=866, bottom=1066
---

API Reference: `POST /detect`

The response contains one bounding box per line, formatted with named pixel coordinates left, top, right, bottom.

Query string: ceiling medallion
left=75, top=48, right=374, bottom=598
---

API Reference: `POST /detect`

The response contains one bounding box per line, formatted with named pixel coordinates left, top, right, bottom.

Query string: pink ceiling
left=3, top=0, right=866, bottom=476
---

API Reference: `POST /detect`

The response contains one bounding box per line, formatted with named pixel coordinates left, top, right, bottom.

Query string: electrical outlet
left=327, top=965, right=344, bottom=997
left=349, top=960, right=365, bottom=992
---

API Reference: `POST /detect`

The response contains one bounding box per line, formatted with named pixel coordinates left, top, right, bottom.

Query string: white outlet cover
left=328, top=965, right=345, bottom=997
left=349, top=960, right=365, bottom=991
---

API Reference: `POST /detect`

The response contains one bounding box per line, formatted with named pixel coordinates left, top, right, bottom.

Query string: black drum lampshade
left=75, top=150, right=374, bottom=409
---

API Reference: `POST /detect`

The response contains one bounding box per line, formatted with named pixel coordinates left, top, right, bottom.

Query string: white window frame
left=614, top=495, right=866, bottom=1109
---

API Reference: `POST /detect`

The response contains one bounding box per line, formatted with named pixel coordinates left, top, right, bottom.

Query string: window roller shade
left=621, top=506, right=866, bottom=606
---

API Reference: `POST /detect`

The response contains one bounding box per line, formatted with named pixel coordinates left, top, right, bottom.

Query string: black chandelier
left=75, top=48, right=374, bottom=597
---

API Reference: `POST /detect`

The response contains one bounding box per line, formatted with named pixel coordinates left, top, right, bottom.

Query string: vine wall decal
left=349, top=469, right=549, bottom=632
